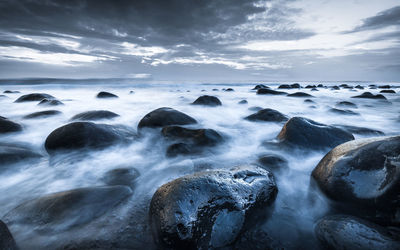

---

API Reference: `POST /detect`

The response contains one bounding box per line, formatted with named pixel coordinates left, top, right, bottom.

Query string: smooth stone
left=102, top=168, right=140, bottom=189
left=304, top=99, right=315, bottom=104
left=351, top=92, right=387, bottom=100
left=3, top=90, right=20, bottom=94
left=245, top=108, right=288, bottom=123
left=238, top=100, right=248, bottom=104
left=248, top=106, right=263, bottom=112
left=224, top=88, right=234, bottom=92
left=257, top=154, right=288, bottom=172
left=331, top=86, right=340, bottom=90
left=161, top=125, right=222, bottom=147
left=192, top=95, right=222, bottom=106
left=336, top=101, right=357, bottom=109
left=257, top=89, right=287, bottom=95
left=305, top=85, right=316, bottom=89
left=23, top=110, right=61, bottom=119
left=355, top=85, right=364, bottom=89
left=166, top=142, right=192, bottom=157
left=333, top=124, right=384, bottom=136
left=15, top=93, right=54, bottom=102
left=380, top=90, right=396, bottom=94
left=0, top=220, right=18, bottom=250
left=252, top=84, right=268, bottom=90
left=70, top=110, right=119, bottom=121
left=328, top=108, right=360, bottom=116
left=38, top=99, right=64, bottom=106
left=287, top=92, right=314, bottom=97
left=0, top=116, right=22, bottom=134
left=378, top=85, right=391, bottom=89
left=138, top=107, right=197, bottom=129
left=0, top=143, right=42, bottom=166
left=96, top=91, right=118, bottom=98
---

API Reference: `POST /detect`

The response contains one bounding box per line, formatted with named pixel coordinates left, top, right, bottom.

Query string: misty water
left=0, top=80, right=399, bottom=249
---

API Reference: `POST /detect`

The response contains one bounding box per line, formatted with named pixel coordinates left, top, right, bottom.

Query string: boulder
left=328, top=108, right=359, bottom=116
left=0, top=143, right=42, bottom=166
left=304, top=99, right=315, bottom=104
left=96, top=91, right=118, bottom=98
left=238, top=100, right=248, bottom=104
left=224, top=88, right=234, bottom=92
left=355, top=85, right=364, bottom=89
left=0, top=220, right=18, bottom=250
left=245, top=108, right=288, bottom=123
left=380, top=90, right=396, bottom=94
left=277, top=117, right=354, bottom=151
left=311, top=88, right=319, bottom=91
left=38, top=99, right=64, bottom=106
left=287, top=92, right=314, bottom=97
left=3, top=90, right=20, bottom=94
left=335, top=101, right=357, bottom=109
left=291, top=83, right=301, bottom=88
left=378, top=85, right=391, bottom=89
left=162, top=126, right=222, bottom=147
left=278, top=84, right=291, bottom=89
left=15, top=93, right=54, bottom=102
left=23, top=110, right=61, bottom=119
left=45, top=122, right=135, bottom=153
left=256, top=89, right=287, bottom=95
left=102, top=168, right=140, bottom=189
left=0, top=116, right=22, bottom=134
left=331, top=86, right=340, bottom=90
left=192, top=95, right=222, bottom=106
left=138, top=107, right=197, bottom=129
left=149, top=165, right=278, bottom=249
left=252, top=84, right=268, bottom=90
left=333, top=125, right=384, bottom=136
left=70, top=110, right=119, bottom=121
left=305, top=85, right=316, bottom=89
left=311, top=136, right=400, bottom=225
left=351, top=92, right=387, bottom=100
left=315, top=215, right=400, bottom=250
left=166, top=143, right=192, bottom=157
left=257, top=154, right=288, bottom=173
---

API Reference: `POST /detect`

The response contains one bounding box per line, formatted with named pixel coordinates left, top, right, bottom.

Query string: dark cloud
left=348, top=5, right=400, bottom=32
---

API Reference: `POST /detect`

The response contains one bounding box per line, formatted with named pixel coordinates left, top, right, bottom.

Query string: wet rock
left=0, top=143, right=42, bottom=166
left=192, top=95, right=222, bottom=106
left=304, top=99, right=315, bottom=104
left=336, top=101, right=357, bottom=109
left=45, top=122, right=135, bottom=153
left=149, top=165, right=278, bottom=249
left=317, top=84, right=324, bottom=88
left=15, top=93, right=54, bottom=102
left=138, top=107, right=197, bottom=129
left=0, top=116, right=22, bottom=134
left=4, top=186, right=132, bottom=232
left=0, top=220, right=18, bottom=250
left=333, top=124, right=384, bottom=136
left=3, top=90, right=20, bottom=94
left=238, top=100, right=248, bottom=104
left=96, top=91, right=118, bottom=98
left=331, top=86, right=340, bottom=90
left=311, top=136, right=400, bottom=225
left=129, top=90, right=135, bottom=94
left=252, top=84, right=268, bottom=90
left=23, top=110, right=61, bottom=119
left=351, top=92, right=387, bottom=100
left=38, top=98, right=64, bottom=106
left=162, top=126, right=222, bottom=147
left=380, top=90, right=396, bottom=94
left=291, top=83, right=301, bottom=88
left=355, top=85, right=364, bottom=89
left=257, top=154, right=288, bottom=173
left=0, top=95, right=7, bottom=98
left=248, top=106, right=263, bottom=112
left=328, top=108, right=360, bottom=116
left=166, top=142, right=192, bottom=157
left=305, top=85, right=316, bottom=89
left=311, top=88, right=319, bottom=91
left=225, top=88, right=234, bottom=92
left=278, top=84, right=291, bottom=89
left=245, top=108, right=288, bottom=123
left=379, top=85, right=391, bottom=89
left=257, top=89, right=287, bottom=95
left=277, top=117, right=354, bottom=151
left=341, top=84, right=353, bottom=89
left=102, top=168, right=140, bottom=189
left=287, top=92, right=314, bottom=97
left=212, top=88, right=219, bottom=91
left=70, top=110, right=119, bottom=121
left=315, top=215, right=400, bottom=250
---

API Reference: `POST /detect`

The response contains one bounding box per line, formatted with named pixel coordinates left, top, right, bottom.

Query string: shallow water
left=0, top=80, right=399, bottom=249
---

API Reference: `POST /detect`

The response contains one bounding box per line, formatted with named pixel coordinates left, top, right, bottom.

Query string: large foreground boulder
left=245, top=108, right=288, bottom=123
left=0, top=117, right=22, bottom=134
left=4, top=186, right=132, bottom=232
left=315, top=215, right=400, bottom=250
left=0, top=220, right=18, bottom=250
left=149, top=165, right=278, bottom=249
left=277, top=117, right=354, bottom=151
left=15, top=93, right=54, bottom=102
left=70, top=110, right=119, bottom=121
left=45, top=122, right=135, bottom=153
left=311, top=136, right=400, bottom=225
left=138, top=107, right=197, bottom=129
left=192, top=95, right=222, bottom=106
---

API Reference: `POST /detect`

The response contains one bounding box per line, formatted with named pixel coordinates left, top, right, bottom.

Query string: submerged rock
left=245, top=108, right=288, bottom=123
left=15, top=93, right=54, bottom=102
left=333, top=124, right=384, bottom=136
left=315, top=215, right=400, bottom=250
left=336, top=101, right=357, bottom=109
left=328, top=108, right=359, bottom=116
left=380, top=90, right=396, bottom=94
left=138, top=107, right=197, bottom=129
left=0, top=116, right=22, bottom=134
left=224, top=88, right=234, bottom=92
left=331, top=86, right=340, bottom=90
left=70, top=110, right=119, bottom=121
left=248, top=106, right=263, bottom=112
left=45, top=122, right=135, bottom=153
left=355, top=85, right=364, bottom=89
left=0, top=143, right=42, bottom=166
left=102, top=168, right=140, bottom=189
left=166, top=142, right=192, bottom=157
left=238, top=100, right=248, bottom=104
left=192, top=95, right=222, bottom=106
left=162, top=126, right=222, bottom=146
left=304, top=99, right=315, bottom=104
left=38, top=99, right=64, bottom=106
left=351, top=92, right=387, bottom=100
left=3, top=90, right=20, bottom=94
left=287, top=92, right=314, bottom=97
left=0, top=220, right=18, bottom=250
left=312, top=136, right=400, bottom=225
left=257, top=89, right=287, bottom=95
left=252, top=84, right=269, bottom=90
left=257, top=154, right=288, bottom=173
left=277, top=117, right=354, bottom=151
left=23, top=110, right=61, bottom=119
left=149, top=165, right=278, bottom=249
left=96, top=91, right=118, bottom=98
left=378, top=85, right=391, bottom=89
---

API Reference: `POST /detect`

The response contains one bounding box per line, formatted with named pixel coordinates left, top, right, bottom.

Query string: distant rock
left=23, top=110, right=61, bottom=119
left=257, top=89, right=287, bottom=95
left=96, top=91, right=118, bottom=98
left=15, top=93, right=54, bottom=103
left=380, top=90, right=396, bottom=94
left=248, top=106, right=263, bottom=112
left=70, top=110, right=119, bottom=121
left=311, top=88, right=319, bottom=91
left=287, top=92, right=314, bottom=97
left=192, top=95, right=222, bottom=106
left=378, top=85, right=391, bottom=89
left=0, top=116, right=22, bottom=134
left=138, top=107, right=197, bottom=129
left=224, top=88, right=234, bottom=92
left=0, top=220, right=18, bottom=250
left=351, top=92, right=387, bottom=100
left=252, top=84, right=268, bottom=90
left=328, top=108, right=359, bottom=116
left=245, top=108, right=288, bottom=123
left=331, top=86, right=340, bottom=90
left=38, top=98, right=64, bottom=106
left=3, top=90, right=20, bottom=94
left=335, top=101, right=357, bottom=109
left=238, top=99, right=248, bottom=104
left=304, top=99, right=315, bottom=104
left=354, top=85, right=364, bottom=89
left=278, top=84, right=291, bottom=89
left=149, top=165, right=277, bottom=249
left=305, top=85, right=316, bottom=89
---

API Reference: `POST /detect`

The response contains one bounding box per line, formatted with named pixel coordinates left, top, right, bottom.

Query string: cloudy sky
left=0, top=0, right=399, bottom=82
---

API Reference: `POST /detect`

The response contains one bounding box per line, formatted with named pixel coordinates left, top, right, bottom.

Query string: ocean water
left=0, top=80, right=399, bottom=249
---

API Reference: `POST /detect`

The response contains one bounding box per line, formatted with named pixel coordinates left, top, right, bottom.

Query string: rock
left=315, top=215, right=400, bottom=250
left=380, top=90, right=396, bottom=94
left=355, top=85, right=364, bottom=89
left=224, top=88, right=234, bottom=92
left=331, top=86, right=340, bottom=90
left=149, top=165, right=278, bottom=249
left=129, top=90, right=135, bottom=94
left=15, top=93, right=54, bottom=102
left=102, top=168, right=140, bottom=189
left=138, top=107, right=197, bottom=129
left=245, top=108, right=288, bottom=123
left=257, top=154, right=288, bottom=173
left=311, top=136, right=400, bottom=225
left=305, top=85, right=316, bottom=89
left=277, top=117, right=354, bottom=151
left=0, top=220, right=18, bottom=250
left=351, top=92, right=387, bottom=100
left=70, top=110, right=119, bottom=121
left=238, top=100, right=248, bottom=104
left=278, top=84, right=291, bottom=89
left=3, top=90, right=20, bottom=94
left=0, top=116, right=22, bottom=134
left=45, top=122, right=135, bottom=153
left=328, top=108, right=359, bottom=116
left=287, top=92, right=314, bottom=97
left=252, top=84, right=268, bottom=90
left=248, top=106, right=263, bottom=112
left=336, top=101, right=357, bottom=109
left=96, top=91, right=118, bottom=98
left=166, top=143, right=192, bottom=157
left=311, top=88, right=319, bottom=91
left=0, top=95, right=7, bottom=98
left=379, top=85, right=391, bottom=89
left=317, top=84, right=324, bottom=88
left=23, top=110, right=61, bottom=119
left=256, top=89, right=287, bottom=95
left=192, top=95, right=222, bottom=106
left=333, top=125, right=384, bottom=136
left=162, top=126, right=222, bottom=147
left=304, top=99, right=315, bottom=104
left=0, top=143, right=42, bottom=166
left=291, top=83, right=301, bottom=88
left=38, top=99, right=64, bottom=106
left=4, top=186, right=132, bottom=232
left=212, top=89, right=219, bottom=91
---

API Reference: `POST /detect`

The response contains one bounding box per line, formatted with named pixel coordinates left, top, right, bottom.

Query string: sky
left=0, top=0, right=399, bottom=82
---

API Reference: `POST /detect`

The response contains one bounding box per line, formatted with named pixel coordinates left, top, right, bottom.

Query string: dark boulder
left=245, top=108, right=288, bottom=123
left=102, top=168, right=140, bottom=189
left=257, top=154, right=288, bottom=173
left=166, top=143, right=192, bottom=157
left=38, top=99, right=64, bottom=106
left=252, top=84, right=268, bottom=90
left=138, top=107, right=197, bottom=129
left=315, top=215, right=400, bottom=250
left=378, top=85, right=391, bottom=89
left=238, top=100, right=247, bottom=104
left=23, top=110, right=61, bottom=119
left=328, top=108, right=359, bottom=116
left=355, top=85, right=364, bottom=89
left=192, top=95, right=222, bottom=106
left=0, top=143, right=42, bottom=166
left=96, top=91, right=118, bottom=98
left=305, top=85, right=316, bottom=89
left=3, top=90, right=20, bottom=94
left=278, top=84, right=291, bottom=89
left=225, top=88, right=234, bottom=92
left=0, top=220, right=18, bottom=250
left=4, top=186, right=132, bottom=232
left=335, top=101, right=357, bottom=108
left=15, top=93, right=54, bottom=102
left=311, top=136, right=400, bottom=225
left=0, top=116, right=22, bottom=134
left=317, top=84, right=324, bottom=88
left=70, top=110, right=119, bottom=121
left=351, top=92, right=387, bottom=100
left=311, top=88, right=319, bottom=91
left=333, top=124, right=384, bottom=136
left=277, top=117, right=354, bottom=151
left=149, top=165, right=278, bottom=249
left=162, top=126, right=222, bottom=147
left=331, top=86, right=340, bottom=90
left=291, top=83, right=301, bottom=88
left=380, top=90, right=396, bottom=93
left=248, top=106, right=263, bottom=112
left=304, top=99, right=315, bottom=104
left=257, top=89, right=287, bottom=95
left=45, top=122, right=135, bottom=153
left=287, top=92, right=314, bottom=97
